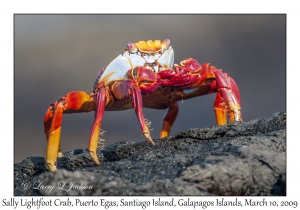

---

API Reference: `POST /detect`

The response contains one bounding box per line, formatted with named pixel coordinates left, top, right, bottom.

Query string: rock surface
left=14, top=112, right=286, bottom=196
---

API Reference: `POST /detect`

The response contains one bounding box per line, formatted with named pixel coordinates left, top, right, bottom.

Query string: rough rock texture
left=14, top=112, right=286, bottom=196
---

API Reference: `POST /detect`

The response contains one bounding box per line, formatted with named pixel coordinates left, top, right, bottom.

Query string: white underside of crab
left=98, top=47, right=174, bottom=85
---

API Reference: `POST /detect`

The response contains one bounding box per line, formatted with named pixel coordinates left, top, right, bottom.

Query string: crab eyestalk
left=127, top=42, right=137, bottom=53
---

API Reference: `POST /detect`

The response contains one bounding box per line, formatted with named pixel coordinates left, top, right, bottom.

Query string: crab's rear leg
left=160, top=101, right=179, bottom=138
left=214, top=69, right=242, bottom=125
left=44, top=91, right=96, bottom=171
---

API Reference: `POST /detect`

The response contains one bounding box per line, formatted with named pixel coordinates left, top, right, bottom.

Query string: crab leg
left=45, top=102, right=64, bottom=172
left=88, top=87, right=106, bottom=165
left=214, top=92, right=228, bottom=125
left=214, top=69, right=242, bottom=125
left=131, top=86, right=155, bottom=146
left=44, top=91, right=95, bottom=171
left=160, top=101, right=179, bottom=138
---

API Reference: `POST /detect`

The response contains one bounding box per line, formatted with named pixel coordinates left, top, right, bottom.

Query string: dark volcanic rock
left=14, top=112, right=286, bottom=196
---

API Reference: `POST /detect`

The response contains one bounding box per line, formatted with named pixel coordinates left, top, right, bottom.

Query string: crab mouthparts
left=145, top=62, right=157, bottom=72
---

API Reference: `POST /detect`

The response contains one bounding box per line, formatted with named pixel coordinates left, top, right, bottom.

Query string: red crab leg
left=131, top=86, right=155, bottom=146
left=214, top=69, right=242, bottom=125
left=88, top=86, right=106, bottom=165
left=112, top=78, right=155, bottom=146
left=214, top=92, right=227, bottom=125
left=45, top=101, right=64, bottom=172
left=44, top=91, right=95, bottom=171
left=160, top=101, right=179, bottom=138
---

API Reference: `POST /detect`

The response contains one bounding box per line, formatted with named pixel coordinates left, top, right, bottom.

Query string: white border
left=1, top=1, right=299, bottom=209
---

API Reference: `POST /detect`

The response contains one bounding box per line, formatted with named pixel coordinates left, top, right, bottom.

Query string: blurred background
left=14, top=14, right=286, bottom=163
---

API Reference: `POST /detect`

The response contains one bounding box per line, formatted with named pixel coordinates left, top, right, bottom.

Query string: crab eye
left=163, top=39, right=170, bottom=47
left=127, top=42, right=135, bottom=51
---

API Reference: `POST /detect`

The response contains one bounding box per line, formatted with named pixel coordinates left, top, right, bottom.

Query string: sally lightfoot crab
left=44, top=39, right=242, bottom=171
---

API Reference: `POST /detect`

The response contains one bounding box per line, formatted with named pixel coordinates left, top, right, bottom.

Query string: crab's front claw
left=158, top=58, right=202, bottom=88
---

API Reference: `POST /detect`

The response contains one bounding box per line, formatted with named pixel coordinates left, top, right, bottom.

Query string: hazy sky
left=14, top=14, right=286, bottom=162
